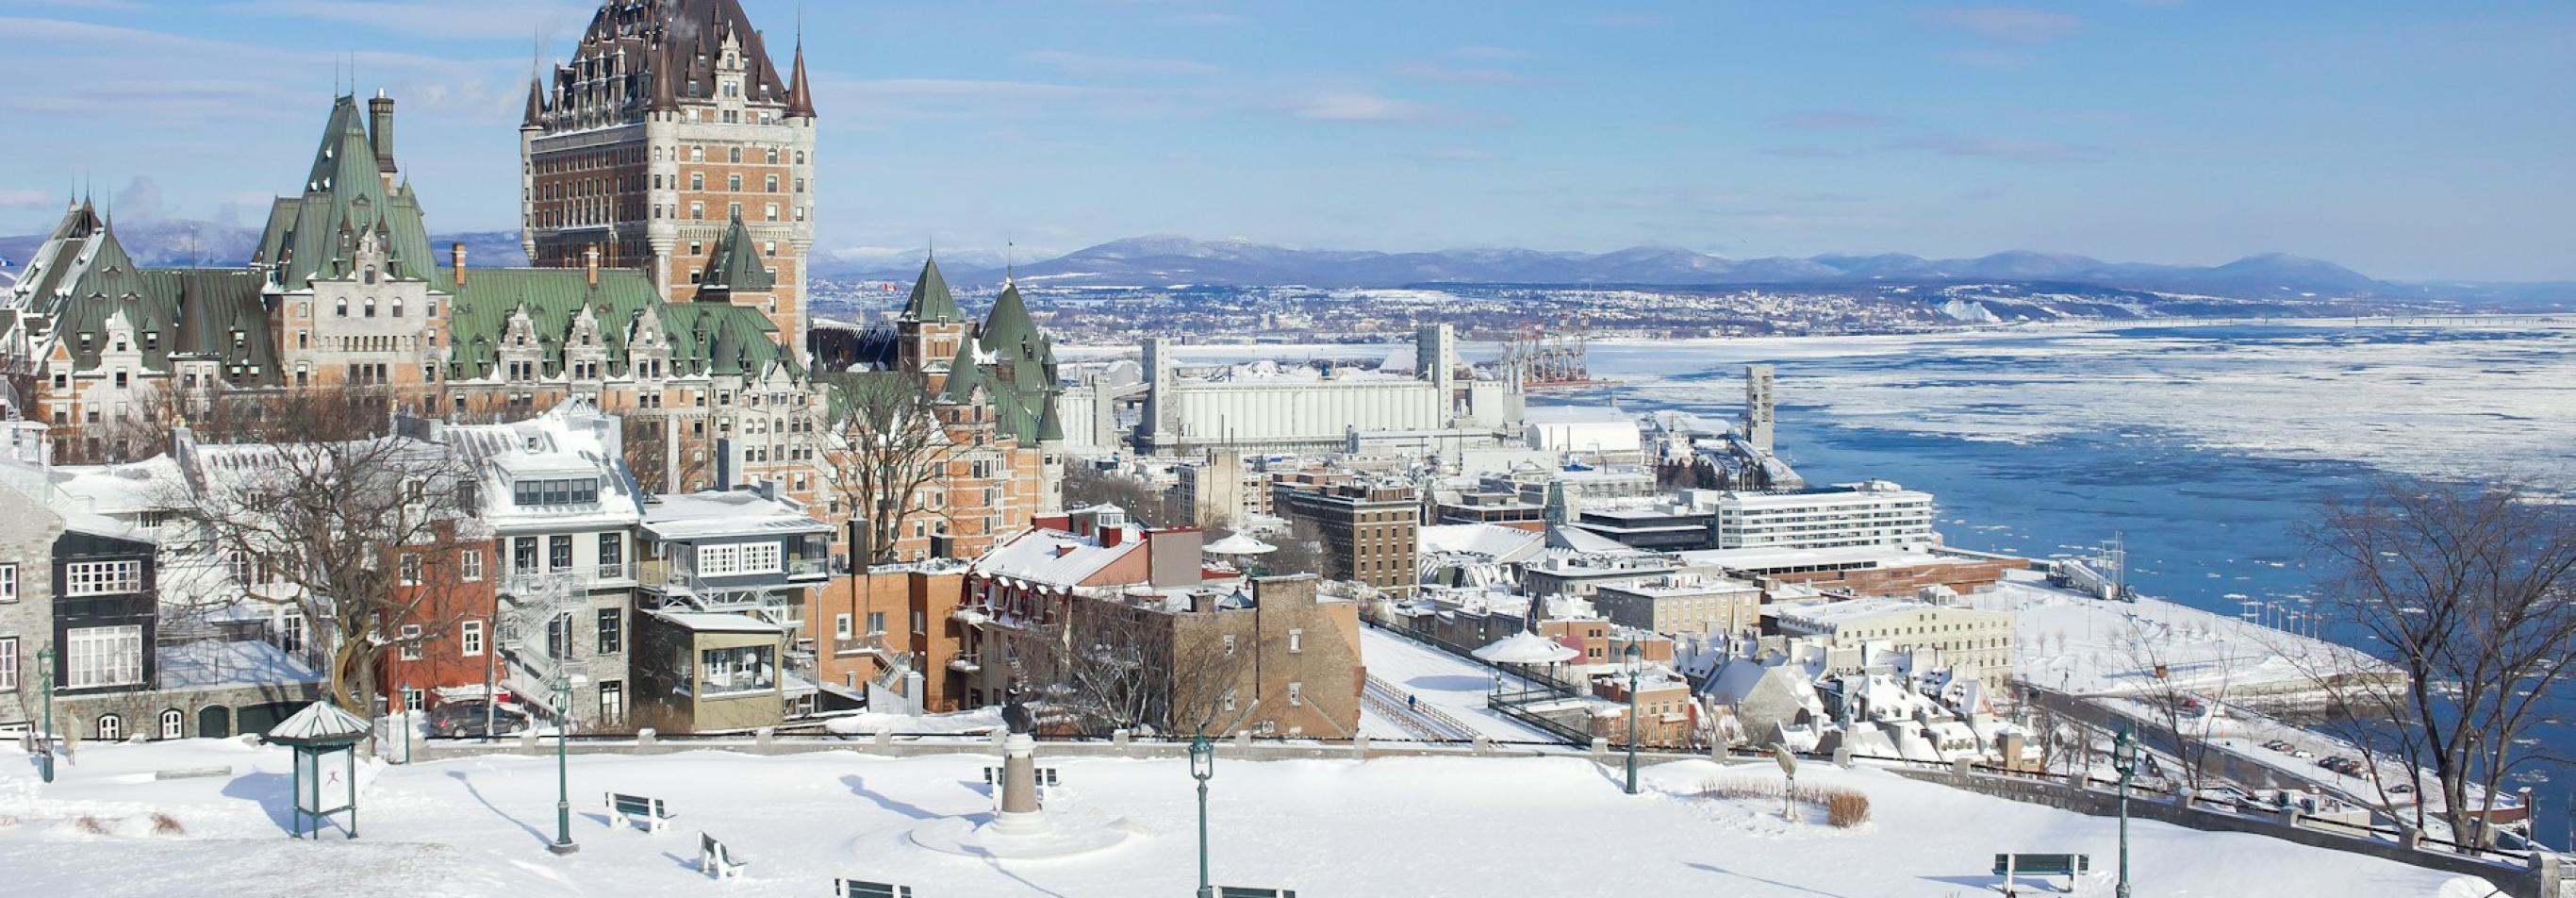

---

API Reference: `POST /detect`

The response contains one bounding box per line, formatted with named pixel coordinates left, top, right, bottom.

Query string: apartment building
left=1709, top=480, right=1938, bottom=551
left=1591, top=574, right=1764, bottom=638
left=1775, top=598, right=2016, bottom=686
left=1273, top=474, right=1420, bottom=598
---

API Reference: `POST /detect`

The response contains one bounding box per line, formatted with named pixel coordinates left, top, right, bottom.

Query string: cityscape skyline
left=0, top=1, right=2570, bottom=281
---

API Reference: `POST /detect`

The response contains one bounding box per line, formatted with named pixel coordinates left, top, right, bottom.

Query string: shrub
left=1698, top=777, right=1873, bottom=829
left=150, top=813, right=185, bottom=836
left=75, top=816, right=108, bottom=836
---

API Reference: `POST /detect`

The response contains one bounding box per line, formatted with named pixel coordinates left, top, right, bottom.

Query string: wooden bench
left=833, top=879, right=914, bottom=898
left=605, top=792, right=676, bottom=833
left=699, top=832, right=748, bottom=880
left=1215, top=888, right=1297, bottom=898
left=1992, top=853, right=2089, bottom=893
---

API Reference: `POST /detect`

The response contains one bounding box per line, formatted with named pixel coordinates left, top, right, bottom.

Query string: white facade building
left=1134, top=324, right=1525, bottom=455
left=1710, top=480, right=1936, bottom=551
left=1775, top=598, right=2014, bottom=687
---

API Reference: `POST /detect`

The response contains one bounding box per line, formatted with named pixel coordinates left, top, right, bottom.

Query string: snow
left=0, top=739, right=2499, bottom=896
left=1969, top=571, right=2375, bottom=700
left=1357, top=626, right=1554, bottom=741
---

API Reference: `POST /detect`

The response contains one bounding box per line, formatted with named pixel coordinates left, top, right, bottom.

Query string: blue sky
left=1, top=0, right=2570, bottom=280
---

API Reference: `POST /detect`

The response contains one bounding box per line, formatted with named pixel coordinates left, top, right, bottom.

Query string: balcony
left=834, top=634, right=890, bottom=657
left=786, top=557, right=831, bottom=581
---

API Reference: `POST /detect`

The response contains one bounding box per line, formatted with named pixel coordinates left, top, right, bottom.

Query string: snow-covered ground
left=1970, top=571, right=2367, bottom=700
left=1356, top=625, right=1556, bottom=741
left=0, top=739, right=2500, bottom=896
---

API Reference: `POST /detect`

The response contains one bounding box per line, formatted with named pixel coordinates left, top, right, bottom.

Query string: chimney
left=584, top=244, right=601, bottom=287
left=451, top=241, right=467, bottom=287
left=368, top=90, right=397, bottom=174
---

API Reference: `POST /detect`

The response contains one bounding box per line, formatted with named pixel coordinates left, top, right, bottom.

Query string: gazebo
left=1202, top=532, right=1277, bottom=575
left=1473, top=631, right=1581, bottom=704
left=266, top=701, right=372, bottom=840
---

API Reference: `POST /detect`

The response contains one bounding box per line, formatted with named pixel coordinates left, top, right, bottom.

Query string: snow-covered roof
left=1419, top=523, right=1545, bottom=561
left=642, top=489, right=832, bottom=540
left=650, top=610, right=786, bottom=633
left=1473, top=630, right=1580, bottom=664
left=972, top=527, right=1144, bottom=588
left=158, top=639, right=322, bottom=691
left=266, top=700, right=372, bottom=744
left=1201, top=532, right=1275, bottom=555
left=1777, top=597, right=1944, bottom=629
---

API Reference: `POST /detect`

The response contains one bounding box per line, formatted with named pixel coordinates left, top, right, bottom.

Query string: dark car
left=425, top=701, right=531, bottom=738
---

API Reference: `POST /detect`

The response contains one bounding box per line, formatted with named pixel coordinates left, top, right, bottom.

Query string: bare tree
left=821, top=373, right=961, bottom=565
left=159, top=387, right=480, bottom=709
left=1016, top=591, right=1251, bottom=737
left=1257, top=516, right=1331, bottom=579
left=620, top=412, right=704, bottom=495
left=1062, top=464, right=1171, bottom=526
left=2301, top=478, right=2576, bottom=844
left=2114, top=619, right=2229, bottom=793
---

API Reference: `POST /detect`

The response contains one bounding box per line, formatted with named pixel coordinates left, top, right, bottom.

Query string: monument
left=906, top=699, right=1141, bottom=858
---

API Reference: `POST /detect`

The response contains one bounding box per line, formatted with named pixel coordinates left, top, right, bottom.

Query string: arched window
left=391, top=299, right=405, bottom=318
left=364, top=299, right=377, bottom=318
left=97, top=714, right=124, bottom=741
left=335, top=299, right=348, bottom=317
left=159, top=708, right=184, bottom=740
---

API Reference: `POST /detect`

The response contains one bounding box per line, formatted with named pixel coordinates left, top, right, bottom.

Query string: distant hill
left=814, top=235, right=2464, bottom=300
left=0, top=219, right=528, bottom=274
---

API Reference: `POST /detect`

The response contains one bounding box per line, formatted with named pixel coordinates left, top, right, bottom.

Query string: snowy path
left=0, top=740, right=2501, bottom=897
left=1358, top=625, right=1558, bottom=742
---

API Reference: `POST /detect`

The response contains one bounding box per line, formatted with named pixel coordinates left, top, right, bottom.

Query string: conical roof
left=901, top=254, right=964, bottom=324
left=1474, top=631, right=1579, bottom=664
left=786, top=39, right=817, bottom=118
left=981, top=282, right=1038, bottom=351
left=266, top=700, right=372, bottom=745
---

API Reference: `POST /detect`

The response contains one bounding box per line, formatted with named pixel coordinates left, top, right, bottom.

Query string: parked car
left=425, top=701, right=531, bottom=738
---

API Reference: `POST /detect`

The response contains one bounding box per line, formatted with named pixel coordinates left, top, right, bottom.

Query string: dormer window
left=143, top=332, right=158, bottom=350
left=364, top=267, right=377, bottom=285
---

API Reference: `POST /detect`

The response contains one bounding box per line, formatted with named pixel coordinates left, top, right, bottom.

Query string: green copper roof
left=50, top=222, right=277, bottom=379
left=255, top=95, right=440, bottom=289
left=695, top=215, right=776, bottom=295
left=448, top=267, right=801, bottom=381
left=900, top=255, right=964, bottom=324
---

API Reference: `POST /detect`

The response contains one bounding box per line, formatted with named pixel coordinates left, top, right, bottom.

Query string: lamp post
left=2113, top=723, right=2138, bottom=898
left=35, top=645, right=55, bottom=783
left=1624, top=642, right=1642, bottom=796
left=1190, top=730, right=1215, bottom=898
left=547, top=654, right=578, bottom=856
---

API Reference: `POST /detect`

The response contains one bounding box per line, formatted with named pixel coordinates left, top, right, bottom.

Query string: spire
left=900, top=253, right=964, bottom=324
left=521, top=77, right=546, bottom=128
left=786, top=32, right=817, bottom=118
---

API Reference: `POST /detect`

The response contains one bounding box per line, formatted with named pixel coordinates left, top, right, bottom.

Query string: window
left=598, top=533, right=622, bottom=572
left=0, top=637, right=15, bottom=691
left=363, top=299, right=376, bottom=318
left=1289, top=628, right=1303, bottom=654
left=391, top=299, right=405, bottom=318
left=400, top=624, right=423, bottom=660
left=913, top=610, right=926, bottom=634
left=0, top=563, right=14, bottom=602
left=399, top=554, right=422, bottom=586
left=1289, top=681, right=1303, bottom=707
left=600, top=680, right=623, bottom=723
left=97, top=714, right=124, bottom=741
left=834, top=613, right=852, bottom=640
left=690, top=172, right=704, bottom=191
left=702, top=645, right=774, bottom=693
left=765, top=175, right=778, bottom=192
left=461, top=620, right=485, bottom=657
left=1221, top=690, right=1237, bottom=713
left=63, top=560, right=142, bottom=596
left=461, top=550, right=484, bottom=581
left=727, top=175, right=742, bottom=192
left=1222, top=634, right=1237, bottom=657
left=514, top=536, right=538, bottom=574
left=399, top=688, right=424, bottom=713
left=66, top=625, right=143, bottom=688
left=160, top=708, right=184, bottom=740
left=336, top=299, right=348, bottom=317
left=596, top=608, right=622, bottom=655
left=866, top=611, right=885, bottom=635
left=694, top=541, right=783, bottom=576
left=280, top=612, right=307, bottom=656
left=550, top=535, right=573, bottom=572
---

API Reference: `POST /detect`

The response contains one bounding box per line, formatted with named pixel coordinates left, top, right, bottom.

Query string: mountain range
left=6, top=219, right=2567, bottom=306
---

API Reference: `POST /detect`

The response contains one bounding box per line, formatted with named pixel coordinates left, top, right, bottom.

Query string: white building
left=1134, top=324, right=1525, bottom=455
left=1709, top=480, right=1936, bottom=551
left=1520, top=405, right=1641, bottom=458
left=1774, top=597, right=2014, bottom=687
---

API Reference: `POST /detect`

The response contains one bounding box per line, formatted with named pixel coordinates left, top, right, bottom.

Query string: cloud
left=1394, top=63, right=1527, bottom=86
left=816, top=77, right=1188, bottom=124
left=1771, top=111, right=1895, bottom=131
left=225, top=0, right=594, bottom=41
left=1415, top=148, right=1495, bottom=162
left=1917, top=8, right=2080, bottom=42
left=1017, top=50, right=1218, bottom=78
left=1893, top=135, right=2100, bottom=163
left=1291, top=91, right=1445, bottom=124
left=0, top=17, right=533, bottom=127
left=0, top=190, right=59, bottom=210
left=112, top=175, right=166, bottom=222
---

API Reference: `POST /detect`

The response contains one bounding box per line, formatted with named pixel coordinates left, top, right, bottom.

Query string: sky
left=0, top=0, right=2571, bottom=281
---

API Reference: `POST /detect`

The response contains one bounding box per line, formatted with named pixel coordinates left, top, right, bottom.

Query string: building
left=635, top=485, right=836, bottom=724
left=1591, top=574, right=1763, bottom=638
left=1676, top=545, right=2028, bottom=600
left=1520, top=406, right=1642, bottom=460
left=1709, top=480, right=1937, bottom=551
left=373, top=520, right=503, bottom=717
left=1591, top=664, right=1696, bottom=749
left=1774, top=598, right=2015, bottom=686
left=633, top=608, right=789, bottom=733
left=520, top=0, right=819, bottom=350
left=1134, top=324, right=1524, bottom=455
left=1273, top=475, right=1421, bottom=598
left=1173, top=451, right=1260, bottom=527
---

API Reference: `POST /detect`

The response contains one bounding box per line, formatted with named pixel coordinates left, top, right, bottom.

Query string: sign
left=294, top=744, right=355, bottom=816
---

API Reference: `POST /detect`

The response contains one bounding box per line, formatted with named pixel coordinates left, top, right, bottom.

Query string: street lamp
left=1190, top=730, right=1215, bottom=898
left=2112, top=723, right=2138, bottom=898
left=547, top=629, right=578, bottom=856
left=35, top=645, right=55, bottom=783
left=1624, top=642, right=1643, bottom=796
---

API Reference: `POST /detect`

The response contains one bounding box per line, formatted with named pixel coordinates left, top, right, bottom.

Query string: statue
left=1002, top=698, right=1037, bottom=736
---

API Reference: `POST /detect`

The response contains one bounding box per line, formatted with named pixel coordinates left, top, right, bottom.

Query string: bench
left=833, top=879, right=914, bottom=898
left=1215, top=889, right=1297, bottom=898
left=605, top=792, right=676, bottom=833
left=1992, top=853, right=2089, bottom=893
left=699, top=833, right=748, bottom=880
